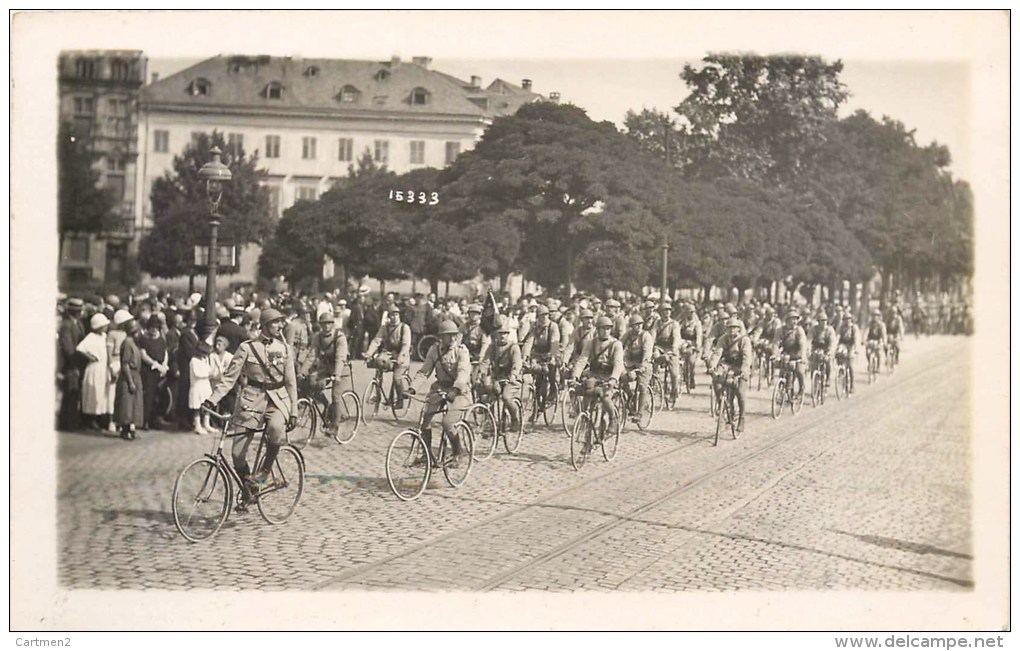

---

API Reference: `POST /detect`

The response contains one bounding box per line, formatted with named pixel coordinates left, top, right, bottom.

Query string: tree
left=675, top=54, right=849, bottom=185
left=438, top=102, right=672, bottom=291
left=140, top=132, right=273, bottom=289
left=623, top=108, right=682, bottom=166
left=57, top=121, right=118, bottom=249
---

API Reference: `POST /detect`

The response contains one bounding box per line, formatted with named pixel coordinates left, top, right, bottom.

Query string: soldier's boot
left=413, top=429, right=432, bottom=467
left=447, top=429, right=464, bottom=468
left=249, top=444, right=280, bottom=488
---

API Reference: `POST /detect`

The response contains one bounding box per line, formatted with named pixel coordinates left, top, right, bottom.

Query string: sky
left=150, top=55, right=972, bottom=180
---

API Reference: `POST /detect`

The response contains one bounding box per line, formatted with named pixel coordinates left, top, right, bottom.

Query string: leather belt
left=249, top=379, right=284, bottom=391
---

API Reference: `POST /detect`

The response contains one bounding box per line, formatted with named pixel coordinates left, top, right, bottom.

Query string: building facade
left=58, top=50, right=147, bottom=290
left=135, top=54, right=542, bottom=284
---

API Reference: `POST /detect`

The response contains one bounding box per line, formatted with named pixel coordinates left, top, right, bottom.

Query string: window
left=302, top=137, right=317, bottom=160
left=411, top=87, right=430, bottom=105
left=339, top=85, right=360, bottom=103
left=374, top=69, right=390, bottom=82
left=372, top=96, right=388, bottom=106
left=374, top=140, right=389, bottom=164
left=153, top=130, right=169, bottom=153
left=111, top=59, right=130, bottom=81
left=65, top=237, right=90, bottom=263
left=228, top=133, right=244, bottom=157
left=267, top=186, right=281, bottom=218
left=106, top=175, right=126, bottom=201
left=338, top=138, right=353, bottom=162
left=190, top=78, right=211, bottom=96
left=75, top=58, right=95, bottom=79
left=106, top=157, right=126, bottom=172
left=409, top=140, right=425, bottom=165
left=265, top=135, right=280, bottom=159
left=73, top=97, right=94, bottom=114
left=304, top=66, right=320, bottom=77
left=296, top=185, right=318, bottom=202
left=266, top=82, right=284, bottom=100
left=108, top=98, right=129, bottom=116
left=445, top=141, right=461, bottom=165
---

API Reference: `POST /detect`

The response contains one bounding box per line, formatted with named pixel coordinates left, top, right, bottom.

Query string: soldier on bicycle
left=203, top=308, right=298, bottom=509
left=709, top=317, right=753, bottom=433
left=459, top=302, right=491, bottom=388
left=414, top=320, right=472, bottom=467
left=837, top=311, right=860, bottom=392
left=310, top=311, right=351, bottom=434
left=365, top=305, right=412, bottom=411
left=620, top=313, right=654, bottom=422
left=570, top=316, right=625, bottom=432
left=865, top=308, right=888, bottom=369
left=677, top=302, right=703, bottom=389
left=653, top=301, right=682, bottom=406
left=775, top=308, right=809, bottom=399
left=809, top=310, right=838, bottom=388
left=478, top=318, right=523, bottom=431
left=521, top=304, right=561, bottom=421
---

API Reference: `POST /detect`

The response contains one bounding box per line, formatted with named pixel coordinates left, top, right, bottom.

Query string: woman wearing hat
left=76, top=313, right=112, bottom=430
left=139, top=315, right=170, bottom=430
left=105, top=310, right=133, bottom=430
left=114, top=316, right=144, bottom=440
left=57, top=297, right=86, bottom=430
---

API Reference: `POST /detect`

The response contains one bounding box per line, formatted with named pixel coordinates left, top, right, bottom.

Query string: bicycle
left=834, top=347, right=853, bottom=400
left=415, top=334, right=439, bottom=363
left=618, top=371, right=654, bottom=431
left=866, top=342, right=882, bottom=384
left=770, top=357, right=805, bottom=419
left=650, top=350, right=678, bottom=411
left=754, top=343, right=774, bottom=391
left=809, top=350, right=830, bottom=408
left=291, top=371, right=362, bottom=448
left=468, top=379, right=525, bottom=459
left=569, top=379, right=622, bottom=470
left=171, top=406, right=305, bottom=542
left=559, top=378, right=582, bottom=437
left=526, top=360, right=560, bottom=427
left=384, top=391, right=475, bottom=501
left=363, top=357, right=413, bottom=422
left=712, top=369, right=740, bottom=446
left=154, top=374, right=175, bottom=423
left=887, top=339, right=900, bottom=374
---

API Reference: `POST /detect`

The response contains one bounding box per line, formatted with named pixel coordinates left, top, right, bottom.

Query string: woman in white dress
left=188, top=340, right=213, bottom=434
left=77, top=313, right=111, bottom=430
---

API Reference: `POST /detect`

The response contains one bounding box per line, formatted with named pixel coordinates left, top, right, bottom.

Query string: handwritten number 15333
left=389, top=190, right=439, bottom=206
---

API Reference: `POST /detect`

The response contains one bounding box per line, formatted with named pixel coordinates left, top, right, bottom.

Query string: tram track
left=314, top=339, right=963, bottom=591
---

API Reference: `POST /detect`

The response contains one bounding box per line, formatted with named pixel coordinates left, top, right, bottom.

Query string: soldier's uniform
left=709, top=322, right=754, bottom=430
left=417, top=340, right=473, bottom=448
left=556, top=313, right=575, bottom=367
left=522, top=311, right=561, bottom=411
left=621, top=321, right=654, bottom=395
left=479, top=330, right=523, bottom=422
left=459, top=317, right=491, bottom=385
left=208, top=332, right=297, bottom=481
left=571, top=328, right=625, bottom=422
left=365, top=311, right=412, bottom=401
left=655, top=311, right=683, bottom=397
left=311, top=324, right=351, bottom=410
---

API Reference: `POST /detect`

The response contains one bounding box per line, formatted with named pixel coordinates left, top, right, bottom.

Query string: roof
left=141, top=55, right=542, bottom=119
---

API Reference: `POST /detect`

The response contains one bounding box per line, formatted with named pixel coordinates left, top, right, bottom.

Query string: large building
left=135, top=54, right=543, bottom=284
left=58, top=50, right=147, bottom=289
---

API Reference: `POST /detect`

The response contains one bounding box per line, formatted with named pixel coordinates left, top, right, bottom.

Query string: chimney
left=521, top=78, right=532, bottom=91
left=549, top=91, right=560, bottom=103
left=470, top=75, right=482, bottom=89
left=150, top=72, right=159, bottom=84
left=391, top=54, right=401, bottom=65
left=412, top=56, right=432, bottom=70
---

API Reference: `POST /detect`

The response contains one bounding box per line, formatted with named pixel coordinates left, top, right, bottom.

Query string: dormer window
left=265, top=82, right=284, bottom=99
left=410, top=87, right=430, bottom=106
left=75, top=57, right=96, bottom=79
left=190, top=78, right=212, bottom=96
left=338, top=85, right=360, bottom=103
left=304, top=66, right=320, bottom=78
left=374, top=69, right=390, bottom=82
left=111, top=59, right=130, bottom=81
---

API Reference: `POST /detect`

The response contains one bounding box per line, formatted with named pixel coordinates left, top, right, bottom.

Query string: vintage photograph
left=11, top=9, right=1009, bottom=632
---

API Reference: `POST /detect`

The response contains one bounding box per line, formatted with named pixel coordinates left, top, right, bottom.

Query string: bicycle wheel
left=709, top=381, right=718, bottom=417
left=467, top=403, right=497, bottom=461
left=289, top=398, right=317, bottom=449
left=868, top=355, right=878, bottom=384
left=157, top=381, right=175, bottom=421
left=542, top=378, right=560, bottom=426
left=616, top=390, right=630, bottom=434
left=503, top=397, right=525, bottom=453
left=649, top=375, right=663, bottom=411
left=256, top=446, right=305, bottom=524
left=441, top=422, right=474, bottom=488
left=664, top=371, right=677, bottom=410
left=791, top=381, right=805, bottom=415
left=771, top=378, right=786, bottom=420
left=811, top=371, right=823, bottom=408
left=560, top=390, right=580, bottom=437
left=332, top=390, right=361, bottom=444
left=835, top=366, right=846, bottom=401
left=385, top=429, right=429, bottom=501
left=172, top=457, right=231, bottom=542
left=636, top=388, right=653, bottom=431
left=416, top=335, right=438, bottom=363
left=520, top=382, right=536, bottom=429
left=601, top=407, right=621, bottom=461
left=362, top=380, right=383, bottom=423
left=570, top=413, right=592, bottom=471
left=391, top=375, right=413, bottom=421
left=729, top=392, right=740, bottom=440
left=714, top=391, right=725, bottom=446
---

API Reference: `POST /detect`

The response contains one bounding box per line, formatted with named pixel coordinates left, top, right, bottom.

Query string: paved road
left=57, top=336, right=971, bottom=592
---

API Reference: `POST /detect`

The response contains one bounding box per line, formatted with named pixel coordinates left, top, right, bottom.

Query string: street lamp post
left=661, top=235, right=670, bottom=306
left=198, top=147, right=232, bottom=338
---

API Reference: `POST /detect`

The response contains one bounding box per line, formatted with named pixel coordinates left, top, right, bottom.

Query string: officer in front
left=204, top=308, right=298, bottom=505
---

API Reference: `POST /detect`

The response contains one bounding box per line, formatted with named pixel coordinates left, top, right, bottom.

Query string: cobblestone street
left=57, top=336, right=972, bottom=593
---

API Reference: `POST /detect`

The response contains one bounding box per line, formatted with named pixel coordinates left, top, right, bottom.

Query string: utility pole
left=661, top=235, right=669, bottom=306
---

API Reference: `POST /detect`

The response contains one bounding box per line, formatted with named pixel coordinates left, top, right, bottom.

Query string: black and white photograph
left=10, top=9, right=1010, bottom=634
